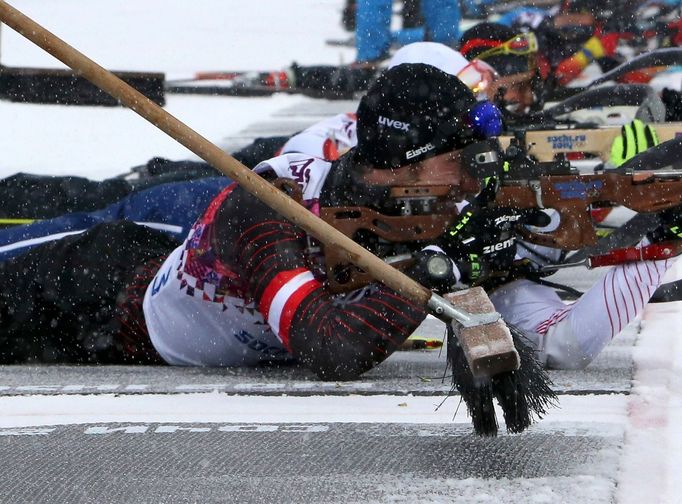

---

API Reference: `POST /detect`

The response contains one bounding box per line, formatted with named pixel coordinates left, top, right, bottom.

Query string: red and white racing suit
left=280, top=112, right=357, bottom=160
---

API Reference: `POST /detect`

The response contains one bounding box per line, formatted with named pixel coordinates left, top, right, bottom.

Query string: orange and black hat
left=459, top=22, right=534, bottom=76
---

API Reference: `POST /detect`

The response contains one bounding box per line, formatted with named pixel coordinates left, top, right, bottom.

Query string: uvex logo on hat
left=378, top=115, right=411, bottom=132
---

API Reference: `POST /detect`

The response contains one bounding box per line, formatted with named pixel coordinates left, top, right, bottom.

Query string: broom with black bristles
left=447, top=320, right=557, bottom=436
left=435, top=178, right=557, bottom=435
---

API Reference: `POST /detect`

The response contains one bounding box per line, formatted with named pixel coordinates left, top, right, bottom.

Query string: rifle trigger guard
left=530, top=180, right=545, bottom=209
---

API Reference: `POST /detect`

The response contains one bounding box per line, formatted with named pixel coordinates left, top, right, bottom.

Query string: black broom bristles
left=447, top=323, right=558, bottom=436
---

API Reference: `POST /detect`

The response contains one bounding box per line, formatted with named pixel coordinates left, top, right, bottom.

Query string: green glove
left=610, top=119, right=659, bottom=168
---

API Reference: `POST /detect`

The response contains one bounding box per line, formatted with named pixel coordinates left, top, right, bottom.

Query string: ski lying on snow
left=164, top=67, right=368, bottom=100
left=165, top=82, right=357, bottom=99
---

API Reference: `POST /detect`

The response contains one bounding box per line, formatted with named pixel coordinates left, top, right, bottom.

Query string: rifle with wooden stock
left=319, top=137, right=682, bottom=293
left=495, top=136, right=682, bottom=250
left=498, top=122, right=682, bottom=162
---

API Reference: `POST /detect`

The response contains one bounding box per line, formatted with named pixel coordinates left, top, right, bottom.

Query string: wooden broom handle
left=0, top=0, right=433, bottom=306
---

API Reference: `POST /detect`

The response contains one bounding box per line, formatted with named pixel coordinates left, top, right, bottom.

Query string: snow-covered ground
left=2, top=1, right=682, bottom=503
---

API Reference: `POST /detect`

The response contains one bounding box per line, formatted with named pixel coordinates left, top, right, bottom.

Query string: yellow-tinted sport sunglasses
left=476, top=32, right=539, bottom=61
left=456, top=59, right=500, bottom=97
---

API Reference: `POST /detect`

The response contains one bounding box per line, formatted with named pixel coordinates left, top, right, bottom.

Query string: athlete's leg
left=490, top=258, right=675, bottom=369
left=356, top=0, right=392, bottom=62
left=540, top=258, right=674, bottom=369
left=0, top=173, right=131, bottom=220
left=0, top=177, right=228, bottom=262
left=0, top=221, right=177, bottom=364
left=421, top=0, right=460, bottom=45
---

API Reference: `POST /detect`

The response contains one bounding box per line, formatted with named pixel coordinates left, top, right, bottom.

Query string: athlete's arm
left=213, top=184, right=427, bottom=381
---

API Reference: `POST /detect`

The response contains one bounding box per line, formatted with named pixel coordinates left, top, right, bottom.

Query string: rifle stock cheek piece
left=319, top=206, right=456, bottom=293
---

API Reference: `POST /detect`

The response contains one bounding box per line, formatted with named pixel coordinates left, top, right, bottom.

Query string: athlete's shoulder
left=280, top=112, right=358, bottom=160
left=255, top=153, right=333, bottom=201
left=299, top=112, right=357, bottom=136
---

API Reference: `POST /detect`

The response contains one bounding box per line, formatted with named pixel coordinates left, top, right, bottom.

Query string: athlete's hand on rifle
left=609, top=119, right=659, bottom=168
left=649, top=205, right=682, bottom=243
left=435, top=179, right=554, bottom=285
left=436, top=180, right=522, bottom=285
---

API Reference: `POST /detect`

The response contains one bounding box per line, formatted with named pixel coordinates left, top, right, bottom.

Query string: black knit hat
left=354, top=63, right=481, bottom=169
left=459, top=22, right=531, bottom=76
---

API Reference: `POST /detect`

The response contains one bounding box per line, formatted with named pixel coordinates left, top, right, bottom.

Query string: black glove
left=662, top=88, right=682, bottom=122
left=437, top=179, right=548, bottom=285
left=649, top=206, right=682, bottom=243
left=437, top=203, right=521, bottom=284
